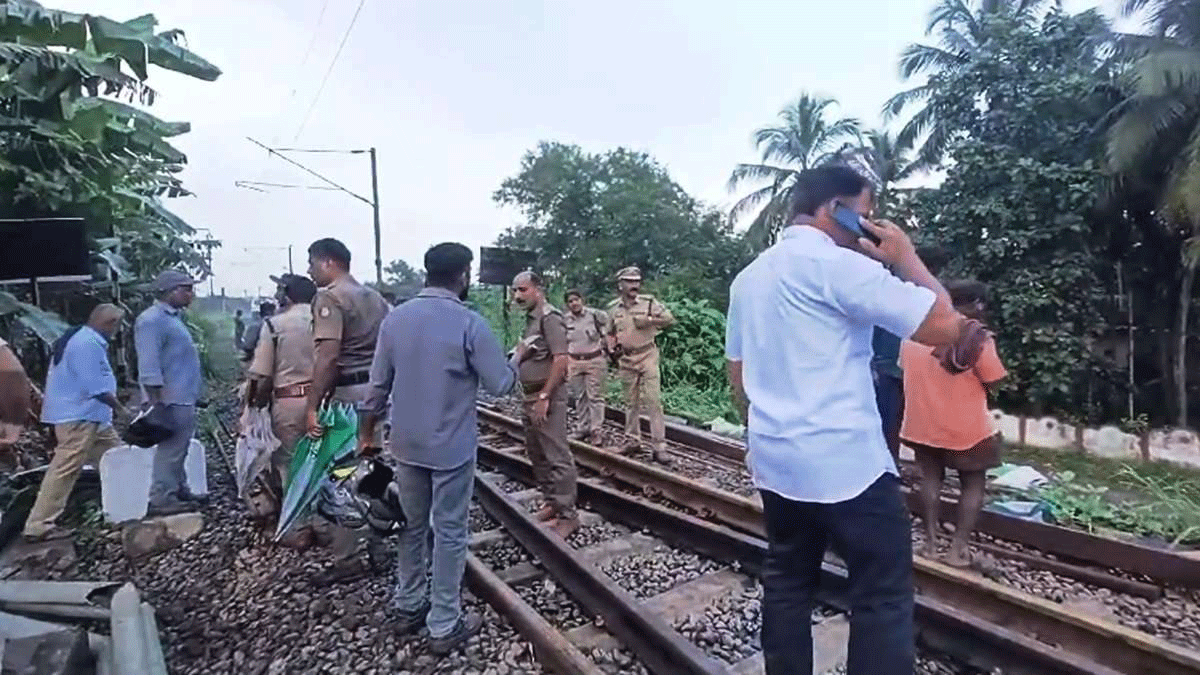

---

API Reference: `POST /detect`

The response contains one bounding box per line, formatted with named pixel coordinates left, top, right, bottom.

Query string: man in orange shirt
left=900, top=280, right=1007, bottom=568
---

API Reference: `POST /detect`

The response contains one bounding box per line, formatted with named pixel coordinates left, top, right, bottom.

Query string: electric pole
left=238, top=139, right=384, bottom=285
left=369, top=147, right=382, bottom=285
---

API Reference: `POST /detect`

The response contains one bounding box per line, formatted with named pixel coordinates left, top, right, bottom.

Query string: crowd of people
left=0, top=163, right=1007, bottom=673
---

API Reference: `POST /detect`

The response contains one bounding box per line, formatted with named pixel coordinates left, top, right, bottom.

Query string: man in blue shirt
left=359, top=242, right=522, bottom=655
left=725, top=166, right=964, bottom=675
left=24, top=304, right=127, bottom=542
left=135, top=269, right=203, bottom=516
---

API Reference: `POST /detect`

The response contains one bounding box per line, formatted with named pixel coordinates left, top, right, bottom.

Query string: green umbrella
left=273, top=402, right=359, bottom=540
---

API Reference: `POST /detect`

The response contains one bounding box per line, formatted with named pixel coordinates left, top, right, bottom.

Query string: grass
left=1000, top=443, right=1200, bottom=545
left=1002, top=443, right=1200, bottom=499
left=602, top=379, right=738, bottom=426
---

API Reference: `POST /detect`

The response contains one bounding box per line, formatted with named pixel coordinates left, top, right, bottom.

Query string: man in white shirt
left=725, top=165, right=962, bottom=675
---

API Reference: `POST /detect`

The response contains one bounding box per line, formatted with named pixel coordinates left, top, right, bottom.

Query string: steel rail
left=477, top=411, right=1200, bottom=675
left=464, top=552, right=604, bottom=675
left=476, top=440, right=1122, bottom=675
left=603, top=404, right=1200, bottom=589
left=473, top=474, right=732, bottom=675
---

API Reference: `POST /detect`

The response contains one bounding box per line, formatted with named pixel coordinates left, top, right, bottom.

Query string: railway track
left=599, top=405, right=1200, bottom=591
left=478, top=406, right=1200, bottom=675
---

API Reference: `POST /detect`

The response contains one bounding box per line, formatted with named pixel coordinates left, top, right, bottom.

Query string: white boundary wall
left=991, top=411, right=1200, bottom=468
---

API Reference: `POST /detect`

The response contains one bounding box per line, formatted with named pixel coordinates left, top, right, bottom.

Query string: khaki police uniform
left=519, top=302, right=577, bottom=520
left=564, top=306, right=609, bottom=440
left=248, top=302, right=314, bottom=515
left=311, top=274, right=389, bottom=567
left=312, top=274, right=389, bottom=415
left=607, top=267, right=674, bottom=458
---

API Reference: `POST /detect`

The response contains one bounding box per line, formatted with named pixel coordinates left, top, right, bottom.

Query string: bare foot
left=943, top=549, right=972, bottom=568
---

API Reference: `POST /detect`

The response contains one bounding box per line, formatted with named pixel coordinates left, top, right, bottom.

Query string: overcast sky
left=58, top=0, right=1129, bottom=297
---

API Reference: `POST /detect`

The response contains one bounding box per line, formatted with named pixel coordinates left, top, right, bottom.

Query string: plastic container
left=99, top=438, right=209, bottom=523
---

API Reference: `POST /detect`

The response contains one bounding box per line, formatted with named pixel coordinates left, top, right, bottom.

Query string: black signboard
left=479, top=247, right=536, bottom=286
left=0, top=218, right=90, bottom=282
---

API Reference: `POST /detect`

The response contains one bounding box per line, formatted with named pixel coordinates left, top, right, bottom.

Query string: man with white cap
left=606, top=265, right=675, bottom=463
left=135, top=269, right=202, bottom=516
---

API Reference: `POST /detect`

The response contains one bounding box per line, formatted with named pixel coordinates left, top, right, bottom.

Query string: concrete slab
left=729, top=615, right=848, bottom=674
left=643, top=569, right=747, bottom=620
left=509, top=489, right=542, bottom=506
left=578, top=533, right=662, bottom=566
left=469, top=530, right=507, bottom=550
left=496, top=562, right=543, bottom=586
left=568, top=569, right=750, bottom=651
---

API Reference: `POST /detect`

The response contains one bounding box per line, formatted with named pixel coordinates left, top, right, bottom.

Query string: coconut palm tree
left=1106, top=0, right=1200, bottom=425
left=884, top=0, right=1058, bottom=169
left=727, top=93, right=860, bottom=247
left=832, top=130, right=918, bottom=219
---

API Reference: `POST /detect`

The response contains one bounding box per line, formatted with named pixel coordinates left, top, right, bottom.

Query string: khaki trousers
left=619, top=348, right=665, bottom=451
left=25, top=421, right=120, bottom=537
left=250, top=397, right=307, bottom=519
left=522, top=389, right=577, bottom=519
left=567, top=356, right=606, bottom=436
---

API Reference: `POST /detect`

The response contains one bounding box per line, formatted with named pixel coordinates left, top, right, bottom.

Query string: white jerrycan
left=99, top=438, right=208, bottom=523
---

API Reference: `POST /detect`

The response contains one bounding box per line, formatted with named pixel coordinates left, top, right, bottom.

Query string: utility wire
left=293, top=0, right=369, bottom=141
left=271, top=147, right=367, bottom=154
left=235, top=180, right=341, bottom=191
left=246, top=137, right=374, bottom=206
left=295, top=0, right=330, bottom=73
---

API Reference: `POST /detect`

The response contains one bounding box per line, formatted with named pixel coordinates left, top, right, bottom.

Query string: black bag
left=357, top=459, right=407, bottom=534
left=123, top=404, right=174, bottom=448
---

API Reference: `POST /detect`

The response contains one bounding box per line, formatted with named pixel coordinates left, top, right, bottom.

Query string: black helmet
left=315, top=459, right=406, bottom=536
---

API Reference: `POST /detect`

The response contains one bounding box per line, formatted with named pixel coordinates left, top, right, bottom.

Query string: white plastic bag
left=234, top=407, right=280, bottom=498
left=989, top=463, right=1049, bottom=491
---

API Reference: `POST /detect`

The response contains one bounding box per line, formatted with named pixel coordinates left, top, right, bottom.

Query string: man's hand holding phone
left=856, top=219, right=918, bottom=270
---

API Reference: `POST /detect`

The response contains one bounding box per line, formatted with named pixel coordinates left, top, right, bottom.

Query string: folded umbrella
left=274, top=402, right=358, bottom=540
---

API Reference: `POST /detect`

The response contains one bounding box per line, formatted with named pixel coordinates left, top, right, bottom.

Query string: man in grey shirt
left=359, top=242, right=523, bottom=656
left=135, top=269, right=203, bottom=516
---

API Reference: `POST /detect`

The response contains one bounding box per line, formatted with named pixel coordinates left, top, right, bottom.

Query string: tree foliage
left=375, top=259, right=423, bottom=302
left=885, top=0, right=1066, bottom=169
left=0, top=0, right=220, bottom=302
left=0, top=0, right=219, bottom=386
left=727, top=94, right=860, bottom=246
left=494, top=142, right=748, bottom=309
left=908, top=9, right=1123, bottom=420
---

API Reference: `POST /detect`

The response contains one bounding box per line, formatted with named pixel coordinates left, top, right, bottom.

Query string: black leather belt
left=569, top=349, right=603, bottom=361
left=336, top=370, right=370, bottom=387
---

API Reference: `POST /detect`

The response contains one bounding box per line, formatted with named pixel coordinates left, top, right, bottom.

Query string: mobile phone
left=832, top=203, right=880, bottom=244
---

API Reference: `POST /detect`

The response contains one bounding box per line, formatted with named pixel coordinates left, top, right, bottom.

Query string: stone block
left=1148, top=429, right=1200, bottom=468
left=122, top=513, right=204, bottom=559
left=1, top=626, right=92, bottom=675
left=1081, top=426, right=1140, bottom=460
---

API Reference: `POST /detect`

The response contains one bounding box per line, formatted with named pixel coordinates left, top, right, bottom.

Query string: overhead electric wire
left=245, top=0, right=333, bottom=188
left=293, top=0, right=369, bottom=141
left=295, top=0, right=330, bottom=74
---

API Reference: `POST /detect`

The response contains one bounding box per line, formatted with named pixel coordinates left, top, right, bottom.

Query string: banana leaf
left=273, top=403, right=358, bottom=540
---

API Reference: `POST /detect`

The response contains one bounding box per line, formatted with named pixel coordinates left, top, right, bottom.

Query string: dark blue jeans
left=873, top=371, right=904, bottom=463
left=760, top=474, right=914, bottom=675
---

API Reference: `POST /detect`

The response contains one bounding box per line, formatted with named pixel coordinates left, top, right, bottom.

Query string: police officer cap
left=615, top=266, right=642, bottom=281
